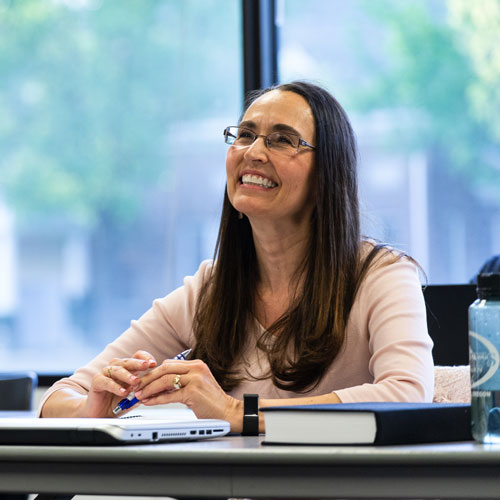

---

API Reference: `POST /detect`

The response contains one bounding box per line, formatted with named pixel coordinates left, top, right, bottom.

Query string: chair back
left=0, top=372, right=38, bottom=411
left=423, top=284, right=476, bottom=366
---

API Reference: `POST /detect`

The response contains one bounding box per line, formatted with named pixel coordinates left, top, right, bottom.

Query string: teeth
left=241, top=174, right=277, bottom=188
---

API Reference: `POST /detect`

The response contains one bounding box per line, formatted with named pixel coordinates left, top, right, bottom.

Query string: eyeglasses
left=223, top=126, right=315, bottom=155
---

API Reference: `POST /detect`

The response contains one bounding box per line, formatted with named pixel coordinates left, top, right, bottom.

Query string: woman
left=40, top=81, right=434, bottom=432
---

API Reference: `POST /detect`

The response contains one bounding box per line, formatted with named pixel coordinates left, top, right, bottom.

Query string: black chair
left=0, top=372, right=37, bottom=500
left=0, top=372, right=38, bottom=411
left=423, top=284, right=477, bottom=366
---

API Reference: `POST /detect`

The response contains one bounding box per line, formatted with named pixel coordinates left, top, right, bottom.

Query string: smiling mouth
left=240, top=174, right=277, bottom=189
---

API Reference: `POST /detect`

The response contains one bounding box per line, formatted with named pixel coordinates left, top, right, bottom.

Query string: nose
left=243, top=135, right=269, bottom=162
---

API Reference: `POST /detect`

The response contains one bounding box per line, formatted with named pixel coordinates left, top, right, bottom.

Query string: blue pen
left=112, top=348, right=191, bottom=415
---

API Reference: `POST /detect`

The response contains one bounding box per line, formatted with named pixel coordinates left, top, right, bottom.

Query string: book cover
left=262, top=402, right=472, bottom=445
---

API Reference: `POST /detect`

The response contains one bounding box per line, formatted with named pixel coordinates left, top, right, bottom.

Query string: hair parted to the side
left=191, top=81, right=398, bottom=392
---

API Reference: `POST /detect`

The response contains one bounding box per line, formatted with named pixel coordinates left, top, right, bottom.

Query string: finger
left=137, top=358, right=206, bottom=391
left=161, top=358, right=198, bottom=367
left=136, top=373, right=187, bottom=400
left=103, top=364, right=140, bottom=390
left=97, top=367, right=129, bottom=397
left=137, top=361, right=190, bottom=388
left=132, top=350, right=157, bottom=366
left=110, top=356, right=155, bottom=374
left=140, top=390, right=182, bottom=407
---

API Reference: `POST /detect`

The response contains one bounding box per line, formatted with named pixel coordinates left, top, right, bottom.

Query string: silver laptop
left=0, top=417, right=230, bottom=445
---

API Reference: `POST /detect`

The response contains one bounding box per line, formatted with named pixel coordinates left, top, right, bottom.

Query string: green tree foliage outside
left=350, top=0, right=500, bottom=204
left=0, top=0, right=239, bottom=228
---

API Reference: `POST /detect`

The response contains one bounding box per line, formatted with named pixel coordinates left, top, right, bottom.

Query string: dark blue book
left=262, top=402, right=472, bottom=445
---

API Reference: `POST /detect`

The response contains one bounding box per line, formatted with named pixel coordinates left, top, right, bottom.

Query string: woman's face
left=225, top=89, right=316, bottom=225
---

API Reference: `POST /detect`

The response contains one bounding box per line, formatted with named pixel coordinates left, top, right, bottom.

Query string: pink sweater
left=39, top=256, right=434, bottom=412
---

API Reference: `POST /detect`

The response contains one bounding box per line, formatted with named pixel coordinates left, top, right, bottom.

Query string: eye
left=270, top=133, right=295, bottom=148
left=235, top=128, right=255, bottom=144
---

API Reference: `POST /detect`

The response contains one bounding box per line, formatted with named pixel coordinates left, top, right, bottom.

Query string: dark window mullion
left=242, top=0, right=278, bottom=97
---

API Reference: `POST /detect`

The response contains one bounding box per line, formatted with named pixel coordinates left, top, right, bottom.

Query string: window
left=4, top=0, right=500, bottom=374
left=0, top=0, right=242, bottom=372
left=278, top=0, right=500, bottom=283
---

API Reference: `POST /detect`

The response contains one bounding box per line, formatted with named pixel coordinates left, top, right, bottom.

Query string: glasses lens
left=224, top=127, right=305, bottom=154
left=233, top=127, right=254, bottom=146
left=224, top=127, right=255, bottom=146
left=224, top=127, right=237, bottom=145
left=268, top=132, right=299, bottom=152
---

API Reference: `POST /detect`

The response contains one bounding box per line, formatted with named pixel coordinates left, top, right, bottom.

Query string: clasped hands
left=88, top=350, right=243, bottom=431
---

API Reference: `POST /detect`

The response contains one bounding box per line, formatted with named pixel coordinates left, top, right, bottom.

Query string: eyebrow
left=238, top=120, right=302, bottom=137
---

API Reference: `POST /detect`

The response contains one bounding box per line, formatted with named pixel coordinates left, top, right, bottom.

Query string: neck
left=250, top=217, right=310, bottom=295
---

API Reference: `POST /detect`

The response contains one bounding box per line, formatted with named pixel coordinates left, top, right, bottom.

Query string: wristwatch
left=242, top=393, right=259, bottom=435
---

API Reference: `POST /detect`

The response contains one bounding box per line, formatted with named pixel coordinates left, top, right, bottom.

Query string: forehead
left=242, top=90, right=314, bottom=134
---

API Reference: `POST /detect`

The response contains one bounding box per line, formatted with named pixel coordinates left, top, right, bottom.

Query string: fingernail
left=149, top=359, right=156, bottom=365
left=135, top=390, right=142, bottom=398
left=130, top=375, right=138, bottom=382
left=119, top=387, right=126, bottom=393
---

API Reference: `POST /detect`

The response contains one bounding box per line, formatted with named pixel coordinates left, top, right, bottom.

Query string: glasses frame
left=223, top=126, right=315, bottom=154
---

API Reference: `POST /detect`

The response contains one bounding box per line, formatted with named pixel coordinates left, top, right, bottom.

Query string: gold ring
left=107, top=367, right=112, bottom=378
left=173, top=374, right=182, bottom=390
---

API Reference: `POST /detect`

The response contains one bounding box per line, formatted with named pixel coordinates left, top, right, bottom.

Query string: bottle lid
left=477, top=273, right=500, bottom=298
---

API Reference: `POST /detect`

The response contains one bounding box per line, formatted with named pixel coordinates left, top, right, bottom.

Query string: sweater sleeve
left=335, top=255, right=434, bottom=403
left=38, top=260, right=213, bottom=414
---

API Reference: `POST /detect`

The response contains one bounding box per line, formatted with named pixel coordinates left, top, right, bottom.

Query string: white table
left=1, top=436, right=499, bottom=498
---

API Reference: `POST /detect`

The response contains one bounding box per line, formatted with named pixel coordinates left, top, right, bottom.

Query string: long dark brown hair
left=192, top=81, right=394, bottom=392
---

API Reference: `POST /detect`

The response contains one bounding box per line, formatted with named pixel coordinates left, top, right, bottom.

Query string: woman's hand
left=134, top=359, right=243, bottom=432
left=83, top=350, right=157, bottom=417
